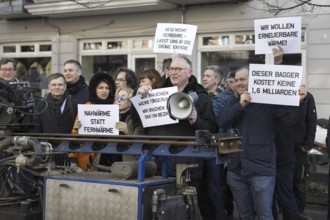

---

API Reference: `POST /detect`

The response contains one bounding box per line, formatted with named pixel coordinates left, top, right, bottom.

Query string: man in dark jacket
left=217, top=64, right=306, bottom=220
left=327, top=117, right=330, bottom=220
left=137, top=54, right=217, bottom=218
left=200, top=65, right=227, bottom=220
left=291, top=91, right=317, bottom=220
left=34, top=73, right=78, bottom=164
left=64, top=59, right=89, bottom=103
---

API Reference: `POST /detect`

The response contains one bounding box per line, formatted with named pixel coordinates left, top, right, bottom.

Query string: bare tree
left=256, top=0, right=330, bottom=15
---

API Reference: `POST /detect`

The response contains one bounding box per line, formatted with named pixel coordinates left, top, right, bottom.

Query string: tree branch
left=257, top=0, right=330, bottom=15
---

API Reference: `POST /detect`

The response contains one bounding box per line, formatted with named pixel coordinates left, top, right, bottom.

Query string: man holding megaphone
left=136, top=54, right=218, bottom=219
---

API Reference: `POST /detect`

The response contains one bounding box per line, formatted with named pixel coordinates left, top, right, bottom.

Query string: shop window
left=81, top=55, right=128, bottom=82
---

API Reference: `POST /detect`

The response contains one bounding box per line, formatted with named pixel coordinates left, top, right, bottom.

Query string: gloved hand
left=73, top=120, right=82, bottom=130
left=115, top=121, right=128, bottom=134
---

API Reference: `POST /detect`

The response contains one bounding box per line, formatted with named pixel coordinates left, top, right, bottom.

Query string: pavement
left=228, top=205, right=328, bottom=220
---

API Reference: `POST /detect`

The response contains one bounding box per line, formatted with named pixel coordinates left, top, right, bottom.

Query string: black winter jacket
left=67, top=76, right=89, bottom=104
left=149, top=75, right=218, bottom=136
left=34, top=94, right=78, bottom=133
left=291, top=92, right=317, bottom=150
left=149, top=76, right=218, bottom=179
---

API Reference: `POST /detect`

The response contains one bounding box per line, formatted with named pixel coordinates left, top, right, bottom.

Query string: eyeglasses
left=115, top=78, right=126, bottom=82
left=0, top=68, right=15, bottom=72
left=169, top=67, right=190, bottom=74
left=115, top=95, right=128, bottom=101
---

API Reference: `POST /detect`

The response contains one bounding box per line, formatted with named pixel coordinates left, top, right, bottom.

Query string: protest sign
left=254, top=17, right=301, bottom=54
left=248, top=64, right=303, bottom=106
left=130, top=87, right=178, bottom=128
left=153, top=23, right=197, bottom=55
left=78, top=104, right=119, bottom=135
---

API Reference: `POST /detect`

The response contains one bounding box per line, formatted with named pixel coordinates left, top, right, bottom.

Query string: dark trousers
left=328, top=165, right=330, bottom=220
left=273, top=163, right=299, bottom=220
left=293, top=150, right=309, bottom=213
left=198, top=159, right=227, bottom=220
left=220, top=165, right=234, bottom=216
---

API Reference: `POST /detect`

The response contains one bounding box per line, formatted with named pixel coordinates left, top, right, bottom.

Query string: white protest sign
left=254, top=17, right=301, bottom=54
left=78, top=104, right=119, bottom=135
left=248, top=64, right=303, bottom=106
left=153, top=23, right=197, bottom=55
left=131, top=87, right=178, bottom=128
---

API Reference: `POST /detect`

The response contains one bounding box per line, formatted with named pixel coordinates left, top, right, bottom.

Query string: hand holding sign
left=137, top=85, right=152, bottom=98
left=273, top=45, right=284, bottom=64
left=240, top=91, right=251, bottom=108
left=73, top=120, right=81, bottom=130
left=115, top=121, right=128, bottom=134
left=298, top=85, right=307, bottom=101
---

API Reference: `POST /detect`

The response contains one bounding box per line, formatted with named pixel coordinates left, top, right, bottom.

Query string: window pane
left=3, top=46, right=16, bottom=53
left=235, top=35, right=255, bottom=45
left=135, top=57, right=155, bottom=75
left=203, top=36, right=229, bottom=46
left=21, top=45, right=35, bottom=52
left=15, top=57, right=52, bottom=97
left=81, top=55, right=128, bottom=82
left=133, top=40, right=153, bottom=49
left=83, top=42, right=102, bottom=50
left=201, top=51, right=265, bottom=81
left=107, top=41, right=127, bottom=50
left=40, top=44, right=52, bottom=52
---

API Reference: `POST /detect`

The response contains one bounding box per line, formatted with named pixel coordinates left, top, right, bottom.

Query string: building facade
left=0, top=0, right=329, bottom=118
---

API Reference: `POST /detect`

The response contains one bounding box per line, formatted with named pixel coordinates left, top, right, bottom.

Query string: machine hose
left=0, top=136, right=42, bottom=167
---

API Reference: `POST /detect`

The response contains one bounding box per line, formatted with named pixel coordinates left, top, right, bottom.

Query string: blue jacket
left=211, top=90, right=236, bottom=118
left=212, top=90, right=237, bottom=133
left=218, top=99, right=292, bottom=177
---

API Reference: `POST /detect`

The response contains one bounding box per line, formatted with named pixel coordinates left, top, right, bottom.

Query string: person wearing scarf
left=34, top=73, right=78, bottom=165
left=64, top=59, right=89, bottom=104
left=114, top=87, right=144, bottom=161
left=69, top=72, right=116, bottom=171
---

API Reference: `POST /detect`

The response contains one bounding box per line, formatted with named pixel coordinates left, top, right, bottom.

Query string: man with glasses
left=0, top=58, right=18, bottom=82
left=64, top=59, right=89, bottom=104
left=114, top=67, right=138, bottom=91
left=137, top=54, right=217, bottom=219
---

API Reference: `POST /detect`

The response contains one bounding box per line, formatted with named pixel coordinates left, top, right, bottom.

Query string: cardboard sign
left=130, top=87, right=178, bottom=128
left=248, top=64, right=303, bottom=106
left=254, top=17, right=301, bottom=54
left=153, top=23, right=197, bottom=55
left=78, top=104, right=119, bottom=135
